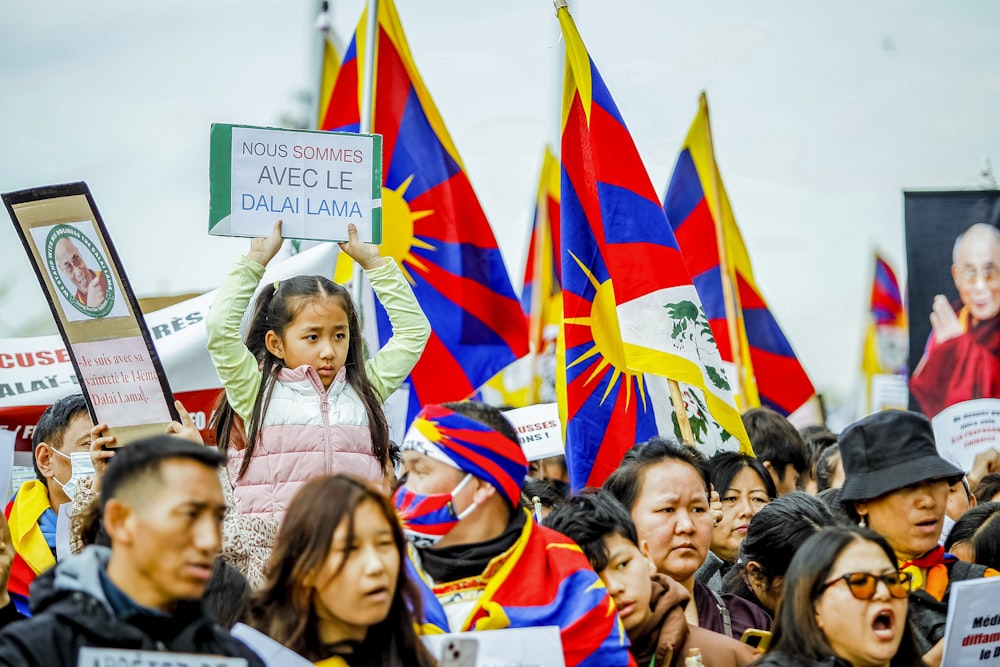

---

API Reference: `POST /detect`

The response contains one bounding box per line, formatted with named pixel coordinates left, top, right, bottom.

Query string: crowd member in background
left=208, top=221, right=429, bottom=522
left=519, top=477, right=566, bottom=521
left=798, top=426, right=838, bottom=495
left=5, top=394, right=93, bottom=615
left=546, top=490, right=756, bottom=667
left=0, top=436, right=264, bottom=665
left=527, top=454, right=570, bottom=498
left=838, top=410, right=998, bottom=665
left=973, top=473, right=1000, bottom=503
left=0, top=512, right=22, bottom=627
left=752, top=526, right=924, bottom=667
left=247, top=474, right=435, bottom=666
left=698, top=453, right=776, bottom=590
left=814, top=443, right=845, bottom=494
left=69, top=401, right=276, bottom=589
left=943, top=501, right=1000, bottom=571
left=395, top=401, right=632, bottom=666
left=944, top=476, right=975, bottom=524
left=740, top=408, right=808, bottom=496
left=723, top=492, right=834, bottom=615
left=604, top=437, right=771, bottom=640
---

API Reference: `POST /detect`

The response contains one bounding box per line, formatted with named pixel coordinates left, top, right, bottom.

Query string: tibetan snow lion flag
left=664, top=93, right=820, bottom=423
left=556, top=5, right=751, bottom=491
left=321, top=0, right=528, bottom=424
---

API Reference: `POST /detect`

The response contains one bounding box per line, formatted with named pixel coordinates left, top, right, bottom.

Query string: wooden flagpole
left=700, top=91, right=749, bottom=407
left=668, top=378, right=696, bottom=447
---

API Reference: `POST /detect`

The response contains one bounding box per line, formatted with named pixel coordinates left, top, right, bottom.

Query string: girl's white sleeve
left=205, top=255, right=265, bottom=422
left=363, top=259, right=431, bottom=402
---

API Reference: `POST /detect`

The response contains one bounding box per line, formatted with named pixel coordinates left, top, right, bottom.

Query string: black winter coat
left=0, top=547, right=263, bottom=667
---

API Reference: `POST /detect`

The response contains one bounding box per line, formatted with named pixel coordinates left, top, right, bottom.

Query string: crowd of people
left=0, top=222, right=998, bottom=667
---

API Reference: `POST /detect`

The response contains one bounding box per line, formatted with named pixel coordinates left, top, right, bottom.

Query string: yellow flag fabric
left=8, top=479, right=56, bottom=575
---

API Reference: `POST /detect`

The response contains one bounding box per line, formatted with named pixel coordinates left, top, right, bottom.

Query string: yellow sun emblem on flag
left=335, top=174, right=435, bottom=284
left=563, top=251, right=645, bottom=408
left=334, top=174, right=437, bottom=285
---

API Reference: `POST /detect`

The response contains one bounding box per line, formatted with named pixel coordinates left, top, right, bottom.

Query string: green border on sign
left=208, top=123, right=383, bottom=244
left=208, top=124, right=233, bottom=229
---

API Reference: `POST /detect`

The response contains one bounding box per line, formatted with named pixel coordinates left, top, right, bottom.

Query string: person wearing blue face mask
left=4, top=394, right=94, bottom=616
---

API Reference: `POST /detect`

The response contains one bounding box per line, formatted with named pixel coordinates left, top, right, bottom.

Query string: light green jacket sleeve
left=205, top=255, right=265, bottom=423
left=363, top=259, right=431, bottom=402
left=206, top=255, right=430, bottom=419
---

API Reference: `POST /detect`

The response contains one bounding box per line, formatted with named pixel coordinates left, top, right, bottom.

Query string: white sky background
left=2, top=0, right=998, bottom=423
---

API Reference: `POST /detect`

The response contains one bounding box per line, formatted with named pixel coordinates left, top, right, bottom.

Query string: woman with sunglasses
left=837, top=410, right=998, bottom=665
left=753, top=526, right=923, bottom=667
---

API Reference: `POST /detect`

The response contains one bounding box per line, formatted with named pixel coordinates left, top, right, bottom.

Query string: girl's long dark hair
left=210, top=275, right=389, bottom=480
left=247, top=474, right=435, bottom=666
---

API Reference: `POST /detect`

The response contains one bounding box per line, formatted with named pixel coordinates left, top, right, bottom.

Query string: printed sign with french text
left=941, top=576, right=1000, bottom=666
left=209, top=124, right=382, bottom=243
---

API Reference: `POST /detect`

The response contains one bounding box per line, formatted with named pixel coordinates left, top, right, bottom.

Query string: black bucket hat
left=838, top=410, right=963, bottom=502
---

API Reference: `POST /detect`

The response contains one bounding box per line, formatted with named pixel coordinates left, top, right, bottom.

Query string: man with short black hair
left=740, top=407, right=808, bottom=495
left=4, top=394, right=93, bottom=614
left=0, top=435, right=264, bottom=665
left=546, top=491, right=756, bottom=667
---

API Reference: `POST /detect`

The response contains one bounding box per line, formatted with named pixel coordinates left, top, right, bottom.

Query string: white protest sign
left=230, top=623, right=312, bottom=667
left=941, top=576, right=1000, bottom=666
left=56, top=502, right=73, bottom=562
left=422, top=626, right=565, bottom=667
left=0, top=430, right=13, bottom=503
left=77, top=647, right=247, bottom=667
left=209, top=124, right=382, bottom=243
left=503, top=403, right=563, bottom=462
left=0, top=242, right=340, bottom=452
left=932, top=398, right=1000, bottom=472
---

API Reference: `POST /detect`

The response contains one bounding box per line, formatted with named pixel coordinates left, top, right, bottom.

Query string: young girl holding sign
left=207, top=221, right=429, bottom=520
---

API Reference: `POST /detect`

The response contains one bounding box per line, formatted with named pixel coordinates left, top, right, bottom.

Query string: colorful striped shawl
left=409, top=510, right=635, bottom=667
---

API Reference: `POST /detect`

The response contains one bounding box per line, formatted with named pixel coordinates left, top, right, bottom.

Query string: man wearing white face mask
left=4, top=394, right=94, bottom=616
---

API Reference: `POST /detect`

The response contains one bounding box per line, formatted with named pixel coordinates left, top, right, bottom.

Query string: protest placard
left=209, top=124, right=382, bottom=243
left=230, top=623, right=312, bottom=667
left=422, top=626, right=565, bottom=667
left=941, top=576, right=1000, bottom=666
left=932, top=399, right=1000, bottom=472
left=503, top=403, right=563, bottom=461
left=77, top=647, right=247, bottom=667
left=3, top=182, right=177, bottom=446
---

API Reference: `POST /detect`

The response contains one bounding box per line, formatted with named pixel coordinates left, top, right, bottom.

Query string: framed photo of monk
left=29, top=221, right=129, bottom=322
left=904, top=191, right=1000, bottom=467
left=3, top=182, right=178, bottom=446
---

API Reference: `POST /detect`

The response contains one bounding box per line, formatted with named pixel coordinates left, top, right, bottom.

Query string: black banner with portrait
left=904, top=190, right=1000, bottom=468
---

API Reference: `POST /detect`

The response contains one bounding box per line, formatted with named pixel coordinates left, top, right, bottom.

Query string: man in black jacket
left=0, top=435, right=263, bottom=665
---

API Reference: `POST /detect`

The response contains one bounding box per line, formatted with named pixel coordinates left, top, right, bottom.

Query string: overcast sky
left=2, top=1, right=998, bottom=424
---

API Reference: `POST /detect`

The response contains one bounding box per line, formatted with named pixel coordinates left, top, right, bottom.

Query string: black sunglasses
left=818, top=571, right=913, bottom=600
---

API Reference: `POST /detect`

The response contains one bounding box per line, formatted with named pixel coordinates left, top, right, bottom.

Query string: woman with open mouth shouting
left=837, top=410, right=999, bottom=666
left=752, top=526, right=923, bottom=667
